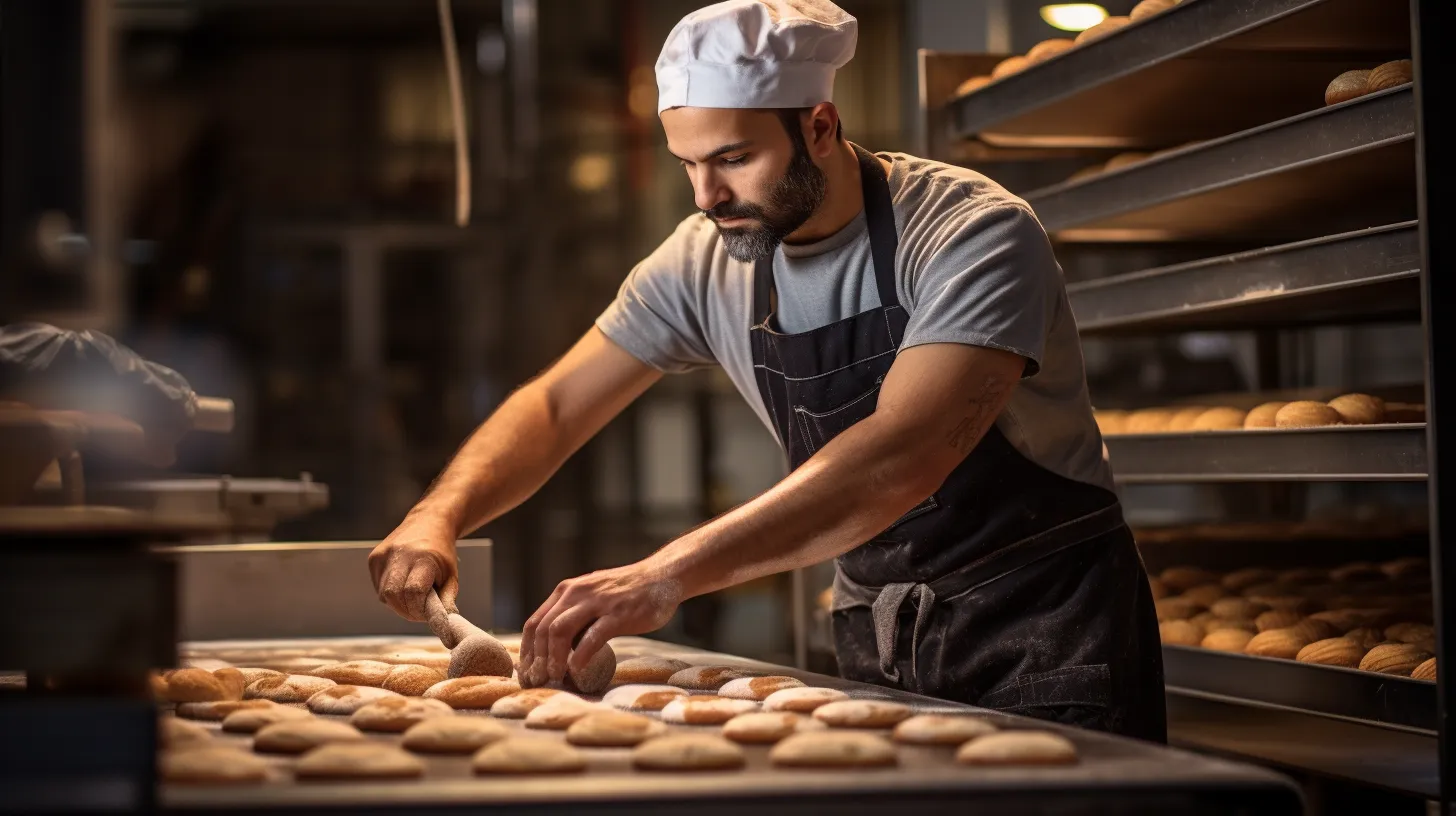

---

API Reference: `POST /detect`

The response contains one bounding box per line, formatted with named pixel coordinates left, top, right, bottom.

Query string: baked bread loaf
left=603, top=684, right=689, bottom=712
left=1191, top=407, right=1247, bottom=431
left=1244, top=628, right=1311, bottom=659
left=1075, top=15, right=1129, bottom=43
left=1412, top=657, right=1437, bottom=681
left=667, top=666, right=752, bottom=691
left=254, top=719, right=367, bottom=754
left=1026, top=38, right=1075, bottom=63
left=1366, top=59, right=1413, bottom=92
left=380, top=664, right=446, bottom=696
left=1166, top=406, right=1210, bottom=431
left=1180, top=584, right=1227, bottom=606
left=1159, top=620, right=1204, bottom=646
left=1155, top=597, right=1204, bottom=622
left=892, top=715, right=997, bottom=745
left=1385, top=622, right=1435, bottom=645
left=1209, top=597, right=1268, bottom=620
left=306, top=685, right=401, bottom=715
left=1286, top=619, right=1341, bottom=644
left=1359, top=643, right=1432, bottom=676
left=1129, top=0, right=1178, bottom=22
left=176, top=699, right=275, bottom=722
left=423, top=676, right=522, bottom=710
left=235, top=668, right=284, bottom=686
left=1325, top=70, right=1371, bottom=105
left=812, top=700, right=911, bottom=729
left=1222, top=568, right=1277, bottom=592
left=660, top=695, right=759, bottom=725
left=222, top=705, right=314, bottom=734
left=163, top=668, right=246, bottom=703
left=1275, top=401, right=1341, bottom=428
left=953, top=75, right=993, bottom=97
left=160, top=746, right=270, bottom=785
left=565, top=711, right=668, bottom=747
left=611, top=656, right=691, bottom=685
left=472, top=738, right=586, bottom=775
left=721, top=712, right=827, bottom=744
left=309, top=661, right=391, bottom=687
left=1344, top=627, right=1385, bottom=650
left=294, top=743, right=424, bottom=781
left=718, top=676, right=805, bottom=701
left=991, top=56, right=1029, bottom=79
left=1243, top=402, right=1287, bottom=429
left=524, top=694, right=602, bottom=730
left=769, top=731, right=897, bottom=768
left=955, top=731, right=1078, bottom=765
left=246, top=674, right=336, bottom=703
left=401, top=715, right=510, bottom=753
left=763, top=686, right=848, bottom=713
left=1124, top=408, right=1173, bottom=433
left=491, top=688, right=566, bottom=719
left=349, top=696, right=454, bottom=733
left=1328, top=394, right=1386, bottom=425
left=632, top=734, right=746, bottom=771
left=378, top=651, right=452, bottom=673
left=1296, top=637, right=1365, bottom=668
left=1201, top=629, right=1254, bottom=652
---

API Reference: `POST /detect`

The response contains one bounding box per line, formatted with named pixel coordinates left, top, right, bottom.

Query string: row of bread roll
left=1325, top=59, right=1413, bottom=106
left=952, top=0, right=1182, bottom=98
left=1096, top=393, right=1419, bottom=435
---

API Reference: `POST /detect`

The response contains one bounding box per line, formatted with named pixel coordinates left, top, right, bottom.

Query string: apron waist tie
left=867, top=582, right=936, bottom=684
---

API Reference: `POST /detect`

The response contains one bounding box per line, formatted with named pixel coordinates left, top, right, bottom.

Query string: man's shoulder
left=881, top=151, right=1037, bottom=221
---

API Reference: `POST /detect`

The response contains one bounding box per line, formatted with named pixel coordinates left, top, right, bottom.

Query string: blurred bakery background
left=0, top=0, right=1445, bottom=812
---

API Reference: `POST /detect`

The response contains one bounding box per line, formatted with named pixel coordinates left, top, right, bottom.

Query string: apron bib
left=749, top=145, right=1166, bottom=742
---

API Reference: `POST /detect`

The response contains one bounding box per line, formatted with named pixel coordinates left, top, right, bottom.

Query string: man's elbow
left=864, top=421, right=962, bottom=509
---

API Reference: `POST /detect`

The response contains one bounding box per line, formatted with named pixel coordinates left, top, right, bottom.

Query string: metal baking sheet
left=1025, top=85, right=1415, bottom=243
left=160, top=636, right=1301, bottom=814
left=1067, top=222, right=1420, bottom=335
left=1163, top=645, right=1435, bottom=733
left=1103, top=424, right=1427, bottom=483
left=947, top=0, right=1410, bottom=148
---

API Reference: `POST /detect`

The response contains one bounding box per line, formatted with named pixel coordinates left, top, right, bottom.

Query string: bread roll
left=1275, top=401, right=1342, bottom=428
left=1191, top=407, right=1247, bottom=431
left=1210, top=597, right=1268, bottom=620
left=954, top=75, right=993, bottom=97
left=1074, top=15, right=1130, bottom=44
left=1329, top=561, right=1386, bottom=582
left=1180, top=584, right=1227, bottom=606
left=612, top=656, right=691, bottom=685
left=1359, top=643, right=1432, bottom=676
left=1276, top=567, right=1328, bottom=586
left=1094, top=410, right=1128, bottom=435
left=1124, top=408, right=1174, bottom=433
left=991, top=56, right=1029, bottom=79
left=1167, top=406, right=1211, bottom=432
left=1026, top=38, right=1075, bottom=63
left=1159, top=620, right=1204, bottom=646
left=1244, top=629, right=1311, bottom=659
left=955, top=731, right=1078, bottom=765
left=1385, top=622, right=1435, bottom=645
left=1344, top=627, right=1385, bottom=650
left=1253, top=609, right=1302, bottom=632
left=1130, top=0, right=1178, bottom=22
left=1104, top=151, right=1150, bottom=172
left=1327, top=394, right=1386, bottom=425
left=1325, top=70, right=1372, bottom=106
left=1161, top=566, right=1219, bottom=592
left=1155, top=597, right=1203, bottom=622
left=1243, top=402, right=1287, bottom=428
left=1222, top=568, right=1277, bottom=592
left=1296, top=637, right=1365, bottom=667
left=631, top=734, right=746, bottom=771
left=1366, top=59, right=1413, bottom=93
left=1202, top=629, right=1255, bottom=652
left=1204, top=617, right=1257, bottom=634
left=1412, top=657, right=1437, bottom=681
left=1287, top=618, right=1341, bottom=643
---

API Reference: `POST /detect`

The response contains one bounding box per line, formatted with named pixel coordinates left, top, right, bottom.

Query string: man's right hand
left=369, top=515, right=460, bottom=622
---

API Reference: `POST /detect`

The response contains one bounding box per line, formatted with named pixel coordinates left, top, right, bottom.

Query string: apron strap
left=869, top=581, right=936, bottom=685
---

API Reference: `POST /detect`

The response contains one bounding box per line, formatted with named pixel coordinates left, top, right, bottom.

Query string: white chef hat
left=655, top=0, right=857, bottom=114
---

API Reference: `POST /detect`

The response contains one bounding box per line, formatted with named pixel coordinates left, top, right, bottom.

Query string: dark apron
left=750, top=145, right=1166, bottom=743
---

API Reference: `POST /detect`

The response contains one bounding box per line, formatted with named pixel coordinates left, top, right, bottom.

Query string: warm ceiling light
left=1040, top=3, right=1108, bottom=31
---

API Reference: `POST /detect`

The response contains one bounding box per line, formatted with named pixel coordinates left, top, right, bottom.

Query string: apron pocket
left=793, top=379, right=883, bottom=451
left=977, top=664, right=1112, bottom=731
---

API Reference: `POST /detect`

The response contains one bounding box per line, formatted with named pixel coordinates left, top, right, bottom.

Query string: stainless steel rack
left=920, top=0, right=1445, bottom=804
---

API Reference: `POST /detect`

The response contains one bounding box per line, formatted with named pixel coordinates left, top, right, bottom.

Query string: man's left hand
left=520, top=561, right=683, bottom=686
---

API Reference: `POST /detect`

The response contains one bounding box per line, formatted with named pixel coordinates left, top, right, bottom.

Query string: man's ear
left=806, top=102, right=841, bottom=157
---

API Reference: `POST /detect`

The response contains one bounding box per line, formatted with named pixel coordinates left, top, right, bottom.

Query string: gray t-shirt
left=596, top=150, right=1113, bottom=492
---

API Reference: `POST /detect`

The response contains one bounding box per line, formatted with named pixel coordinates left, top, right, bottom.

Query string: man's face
left=661, top=107, right=827, bottom=262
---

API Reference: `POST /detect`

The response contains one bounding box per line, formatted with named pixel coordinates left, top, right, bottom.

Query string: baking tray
left=159, top=636, right=1302, bottom=814
left=1103, top=424, right=1427, bottom=483
left=946, top=0, right=1410, bottom=148
left=1067, top=222, right=1420, bottom=335
left=1025, top=85, right=1416, bottom=243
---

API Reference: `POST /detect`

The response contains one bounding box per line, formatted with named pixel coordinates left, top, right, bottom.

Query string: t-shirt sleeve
left=898, top=202, right=1060, bottom=378
left=594, top=216, right=718, bottom=374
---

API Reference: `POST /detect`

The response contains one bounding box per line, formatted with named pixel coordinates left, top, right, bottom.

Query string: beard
left=705, top=146, right=827, bottom=262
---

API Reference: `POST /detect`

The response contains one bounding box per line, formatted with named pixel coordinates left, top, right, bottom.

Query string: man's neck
left=783, top=140, right=880, bottom=246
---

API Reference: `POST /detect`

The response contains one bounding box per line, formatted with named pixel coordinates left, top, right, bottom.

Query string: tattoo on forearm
left=944, top=375, right=1010, bottom=454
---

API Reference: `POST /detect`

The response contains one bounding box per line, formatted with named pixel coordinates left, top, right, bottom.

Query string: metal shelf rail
left=1103, top=425, right=1427, bottom=483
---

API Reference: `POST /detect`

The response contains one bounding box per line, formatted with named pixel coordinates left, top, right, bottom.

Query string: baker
left=370, top=0, right=1165, bottom=742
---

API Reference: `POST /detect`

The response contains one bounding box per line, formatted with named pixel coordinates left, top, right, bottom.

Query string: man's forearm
left=644, top=413, right=949, bottom=597
left=407, top=383, right=574, bottom=537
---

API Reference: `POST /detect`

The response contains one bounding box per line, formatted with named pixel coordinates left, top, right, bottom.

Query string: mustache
left=704, top=202, right=764, bottom=223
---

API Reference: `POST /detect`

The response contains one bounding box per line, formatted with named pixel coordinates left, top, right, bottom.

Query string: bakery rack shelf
left=1024, top=85, right=1415, bottom=242
left=1103, top=424, right=1426, bottom=484
left=946, top=0, right=1408, bottom=149
left=1067, top=222, right=1420, bottom=336
left=1163, top=645, right=1435, bottom=733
